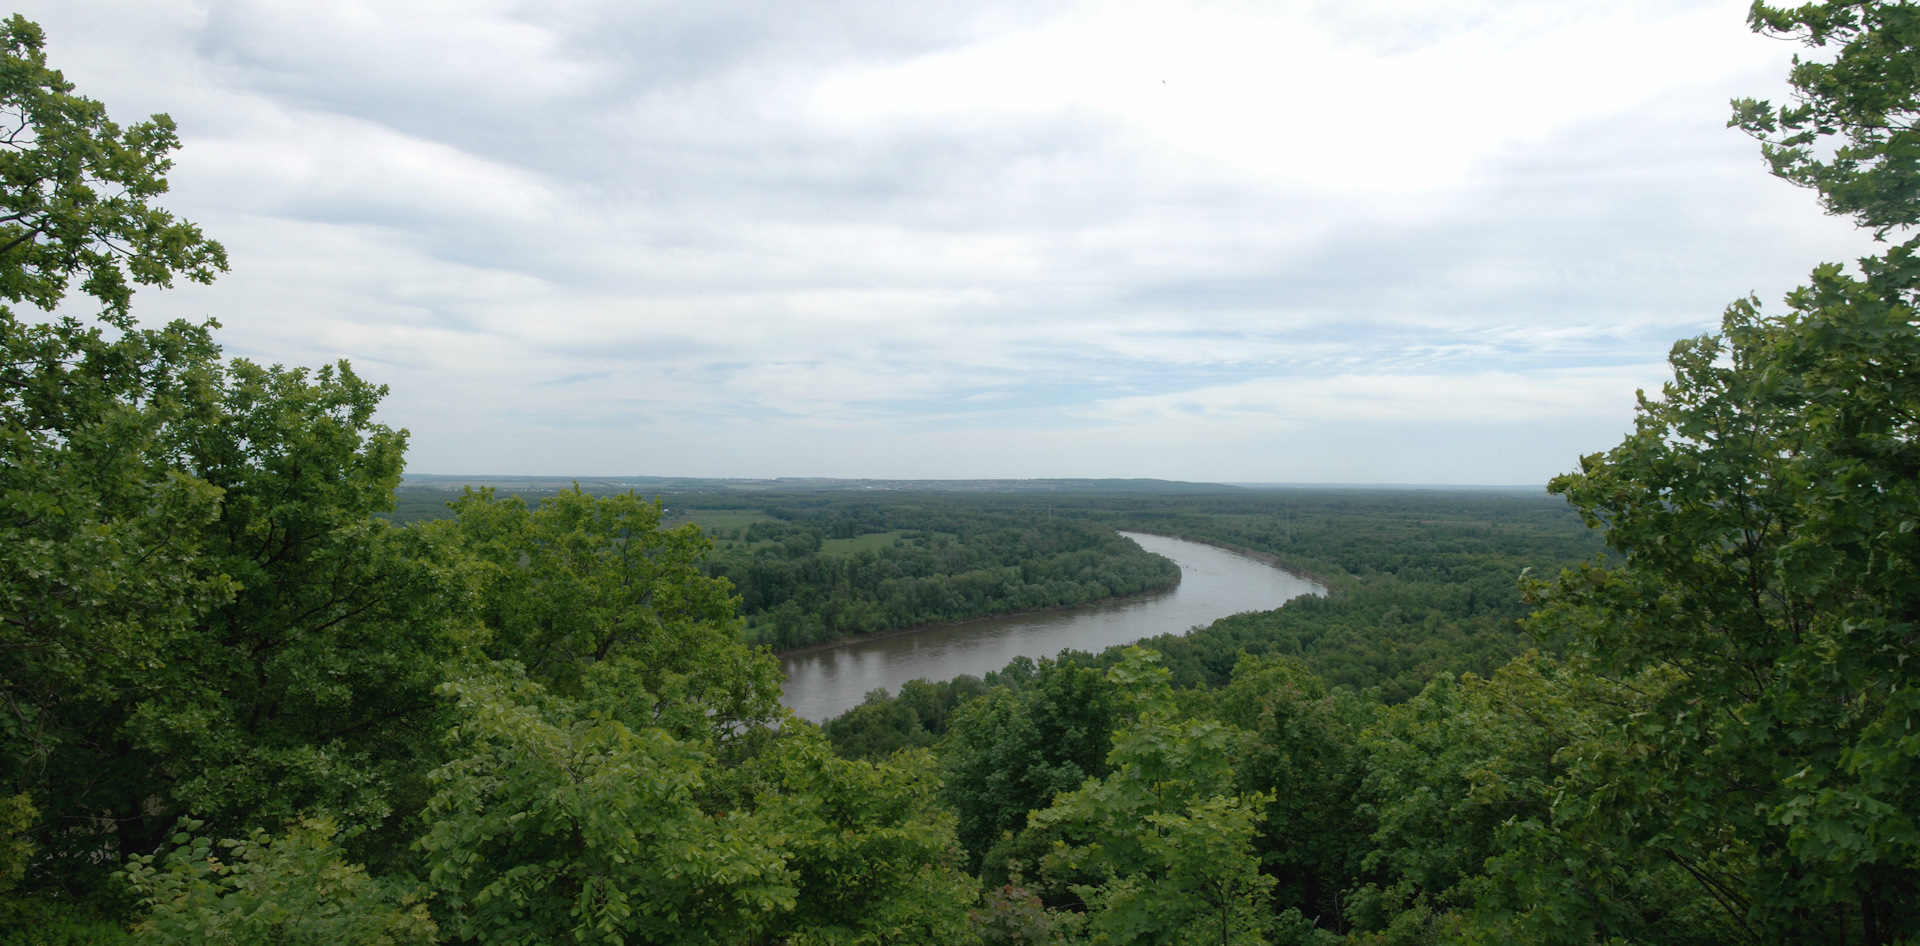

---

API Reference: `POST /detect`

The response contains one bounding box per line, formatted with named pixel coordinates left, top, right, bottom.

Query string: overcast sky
left=23, top=0, right=1879, bottom=483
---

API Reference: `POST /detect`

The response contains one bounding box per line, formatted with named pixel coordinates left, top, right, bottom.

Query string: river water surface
left=779, top=532, right=1324, bottom=721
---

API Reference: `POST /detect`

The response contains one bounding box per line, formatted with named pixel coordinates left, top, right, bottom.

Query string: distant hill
left=1225, top=482, right=1547, bottom=492
left=397, top=474, right=1247, bottom=494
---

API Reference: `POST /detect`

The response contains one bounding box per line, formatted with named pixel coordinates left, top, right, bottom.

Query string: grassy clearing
left=665, top=509, right=776, bottom=537
left=820, top=531, right=907, bottom=556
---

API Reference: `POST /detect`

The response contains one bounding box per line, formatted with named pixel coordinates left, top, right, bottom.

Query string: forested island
left=5, top=4, right=1920, bottom=944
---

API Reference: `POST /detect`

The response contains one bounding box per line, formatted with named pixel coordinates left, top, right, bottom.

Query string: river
left=778, top=531, right=1325, bottom=721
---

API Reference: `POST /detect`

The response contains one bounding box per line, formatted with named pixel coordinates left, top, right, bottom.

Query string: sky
left=21, top=0, right=1881, bottom=484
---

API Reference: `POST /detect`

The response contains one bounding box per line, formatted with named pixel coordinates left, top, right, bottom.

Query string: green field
left=662, top=508, right=777, bottom=537
left=818, top=531, right=908, bottom=555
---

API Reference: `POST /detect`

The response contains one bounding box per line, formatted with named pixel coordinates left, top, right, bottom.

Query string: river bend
left=779, top=531, right=1324, bottom=721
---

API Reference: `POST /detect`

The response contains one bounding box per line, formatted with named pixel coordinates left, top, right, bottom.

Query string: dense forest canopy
left=392, top=483, right=1591, bottom=665
left=402, top=483, right=1190, bottom=651
left=2, top=1, right=1919, bottom=943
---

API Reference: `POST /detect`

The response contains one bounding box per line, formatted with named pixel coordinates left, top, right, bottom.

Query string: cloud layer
left=20, top=0, right=1879, bottom=482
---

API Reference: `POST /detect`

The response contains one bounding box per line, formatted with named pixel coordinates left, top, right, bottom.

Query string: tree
left=1526, top=266, right=1920, bottom=941
left=417, top=675, right=977, bottom=946
left=1515, top=4, right=1920, bottom=939
left=0, top=15, right=489, bottom=905
left=1734, top=1, right=1920, bottom=235
left=1213, top=654, right=1372, bottom=936
left=1028, top=650, right=1275, bottom=946
left=939, top=655, right=1120, bottom=875
left=7, top=350, right=481, bottom=893
left=449, top=484, right=782, bottom=741
left=110, top=360, right=476, bottom=865
left=747, top=730, right=977, bottom=945
left=0, top=14, right=226, bottom=321
left=120, top=816, right=437, bottom=946
left=416, top=678, right=794, bottom=946
left=0, top=12, right=243, bottom=899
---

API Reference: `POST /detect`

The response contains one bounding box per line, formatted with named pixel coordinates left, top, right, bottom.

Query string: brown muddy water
left=779, top=531, right=1325, bottom=721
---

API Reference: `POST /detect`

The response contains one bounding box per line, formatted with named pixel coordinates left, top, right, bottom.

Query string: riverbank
left=770, top=530, right=1326, bottom=659
left=772, top=577, right=1182, bottom=658
left=778, top=531, right=1326, bottom=721
left=1121, top=530, right=1334, bottom=589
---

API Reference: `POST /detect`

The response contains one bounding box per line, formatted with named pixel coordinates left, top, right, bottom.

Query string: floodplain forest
left=3, top=2, right=1919, bottom=944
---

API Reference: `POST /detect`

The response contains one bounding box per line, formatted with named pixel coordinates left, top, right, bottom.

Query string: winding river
left=779, top=532, right=1325, bottom=721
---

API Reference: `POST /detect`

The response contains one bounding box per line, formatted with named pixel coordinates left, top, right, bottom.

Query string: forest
left=392, top=484, right=1187, bottom=653
left=819, top=488, right=1602, bottom=761
left=4, top=2, right=1920, bottom=944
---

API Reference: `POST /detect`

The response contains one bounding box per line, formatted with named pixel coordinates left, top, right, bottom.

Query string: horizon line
left=399, top=473, right=1548, bottom=491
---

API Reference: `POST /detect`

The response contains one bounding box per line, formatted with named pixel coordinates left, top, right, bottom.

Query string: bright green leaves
left=270, top=479, right=957, bottom=944
left=4, top=330, right=476, bottom=890
left=750, top=730, right=976, bottom=944
left=416, top=677, right=972, bottom=946
left=1358, top=667, right=1554, bottom=914
left=0, top=299, right=232, bottom=877
left=0, top=795, right=33, bottom=898
left=120, top=816, right=436, bottom=946
left=1392, top=9, right=1920, bottom=933
left=1030, top=650, right=1276, bottom=946
left=0, top=15, right=225, bottom=323
left=452, top=485, right=781, bottom=740
left=1526, top=84, right=1920, bottom=934
left=417, top=679, right=794, bottom=946
left=106, top=359, right=475, bottom=858
left=1528, top=245, right=1920, bottom=937
left=1044, top=792, right=1273, bottom=946
left=1734, top=2, right=1920, bottom=235
left=941, top=655, right=1120, bottom=875
left=0, top=15, right=256, bottom=903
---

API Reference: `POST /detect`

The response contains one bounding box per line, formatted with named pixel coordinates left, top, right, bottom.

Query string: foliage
left=1028, top=651, right=1275, bottom=946
left=417, top=674, right=976, bottom=946
left=747, top=730, right=976, bottom=945
left=1353, top=666, right=1558, bottom=918
left=940, top=655, right=1122, bottom=875
left=1460, top=663, right=1751, bottom=945
left=0, top=9, right=233, bottom=897
left=0, top=894, right=133, bottom=945
left=1735, top=0, right=1920, bottom=235
left=1213, top=655, right=1373, bottom=932
left=111, top=360, right=477, bottom=865
left=416, top=677, right=792, bottom=946
left=823, top=674, right=991, bottom=761
left=0, top=797, right=28, bottom=898
left=119, top=816, right=435, bottom=946
left=1342, top=658, right=1642, bottom=941
left=1520, top=262, right=1920, bottom=938
left=0, top=313, right=227, bottom=808
left=0, top=12, right=464, bottom=897
left=1481, top=6, right=1920, bottom=938
left=0, top=14, right=226, bottom=321
left=971, top=882, right=1059, bottom=945
left=450, top=485, right=781, bottom=740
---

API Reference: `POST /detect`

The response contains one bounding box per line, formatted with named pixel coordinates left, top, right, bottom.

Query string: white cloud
left=10, top=0, right=1880, bottom=483
left=1085, top=365, right=1664, bottom=427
